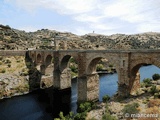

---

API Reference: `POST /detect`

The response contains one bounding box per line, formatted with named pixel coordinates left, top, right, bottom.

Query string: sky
left=0, top=0, right=160, bottom=35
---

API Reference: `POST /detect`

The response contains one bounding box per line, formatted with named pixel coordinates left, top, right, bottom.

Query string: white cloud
left=5, top=0, right=98, bottom=14
left=3, top=0, right=160, bottom=35
left=74, top=14, right=104, bottom=23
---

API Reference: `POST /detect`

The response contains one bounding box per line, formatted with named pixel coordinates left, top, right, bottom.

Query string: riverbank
left=86, top=79, right=160, bottom=120
left=0, top=73, right=30, bottom=99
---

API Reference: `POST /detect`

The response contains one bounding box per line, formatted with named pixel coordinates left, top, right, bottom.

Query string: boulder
left=157, top=80, right=160, bottom=85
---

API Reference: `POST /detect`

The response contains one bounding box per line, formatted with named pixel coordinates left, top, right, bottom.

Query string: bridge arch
left=40, top=54, right=53, bottom=75
left=31, top=54, right=34, bottom=60
left=87, top=57, right=103, bottom=74
left=45, top=55, right=53, bottom=67
left=54, top=54, right=78, bottom=95
left=86, top=55, right=119, bottom=76
left=37, top=54, right=42, bottom=63
left=60, top=55, right=71, bottom=72
left=129, top=58, right=160, bottom=94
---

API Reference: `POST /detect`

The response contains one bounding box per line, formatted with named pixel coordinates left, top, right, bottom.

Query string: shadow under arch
left=60, top=55, right=71, bottom=72
left=45, top=55, right=53, bottom=67
left=37, top=54, right=42, bottom=63
left=25, top=51, right=42, bottom=92
left=40, top=55, right=54, bottom=89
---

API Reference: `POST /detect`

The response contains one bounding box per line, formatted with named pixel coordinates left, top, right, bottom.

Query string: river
left=0, top=65, right=160, bottom=120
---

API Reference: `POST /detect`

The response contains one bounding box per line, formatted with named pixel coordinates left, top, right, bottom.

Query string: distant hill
left=0, top=24, right=160, bottom=50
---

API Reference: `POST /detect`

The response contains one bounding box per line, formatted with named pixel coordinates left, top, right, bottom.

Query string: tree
left=152, top=73, right=160, bottom=80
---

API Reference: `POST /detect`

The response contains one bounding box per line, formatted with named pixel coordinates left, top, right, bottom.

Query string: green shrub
left=0, top=69, right=6, bottom=73
left=7, top=64, right=11, bottom=68
left=96, top=64, right=104, bottom=71
left=69, top=57, right=76, bottom=63
left=5, top=59, right=11, bottom=64
left=16, top=60, right=21, bottom=63
left=109, top=64, right=113, bottom=67
left=122, top=102, right=139, bottom=115
left=102, top=95, right=110, bottom=103
left=79, top=101, right=92, bottom=112
left=102, top=113, right=117, bottom=120
left=143, top=78, right=152, bottom=87
left=0, top=57, right=3, bottom=61
left=154, top=93, right=160, bottom=98
left=102, top=103, right=117, bottom=120
left=74, top=112, right=87, bottom=120
left=70, top=65, right=78, bottom=73
left=143, top=78, right=152, bottom=84
left=149, top=85, right=158, bottom=95
left=54, top=111, right=74, bottom=120
left=152, top=73, right=160, bottom=80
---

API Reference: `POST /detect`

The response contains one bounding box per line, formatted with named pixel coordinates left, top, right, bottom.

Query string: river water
left=0, top=65, right=160, bottom=120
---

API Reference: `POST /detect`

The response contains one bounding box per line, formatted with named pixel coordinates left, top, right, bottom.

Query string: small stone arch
left=60, top=55, right=71, bottom=72
left=37, top=54, right=42, bottom=63
left=45, top=55, right=53, bottom=67
left=87, top=57, right=102, bottom=74
left=43, top=55, right=53, bottom=75
left=31, top=54, right=34, bottom=60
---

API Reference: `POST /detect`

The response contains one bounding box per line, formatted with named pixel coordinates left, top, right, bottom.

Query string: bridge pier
left=129, top=71, right=140, bottom=95
left=53, top=50, right=72, bottom=90
left=77, top=73, right=99, bottom=102
left=53, top=69, right=71, bottom=89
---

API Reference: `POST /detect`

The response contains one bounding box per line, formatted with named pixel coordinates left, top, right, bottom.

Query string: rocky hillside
left=0, top=24, right=93, bottom=50
left=0, top=24, right=160, bottom=50
left=82, top=32, right=160, bottom=50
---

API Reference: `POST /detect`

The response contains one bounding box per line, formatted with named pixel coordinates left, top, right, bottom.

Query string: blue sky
left=0, top=0, right=160, bottom=35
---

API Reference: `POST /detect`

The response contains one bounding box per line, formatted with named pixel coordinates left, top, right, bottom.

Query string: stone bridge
left=0, top=50, right=160, bottom=102
left=28, top=49, right=160, bottom=102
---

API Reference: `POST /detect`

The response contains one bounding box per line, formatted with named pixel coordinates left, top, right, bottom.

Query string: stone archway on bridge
left=37, top=54, right=42, bottom=63
left=85, top=56, right=119, bottom=101
left=129, top=58, right=160, bottom=94
left=44, top=55, right=53, bottom=75
left=59, top=55, right=78, bottom=89
left=35, top=54, right=42, bottom=72
left=60, top=55, right=71, bottom=72
left=40, top=54, right=54, bottom=88
left=31, top=54, right=34, bottom=60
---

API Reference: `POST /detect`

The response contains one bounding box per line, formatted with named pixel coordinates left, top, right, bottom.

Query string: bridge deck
left=0, top=49, right=160, bottom=56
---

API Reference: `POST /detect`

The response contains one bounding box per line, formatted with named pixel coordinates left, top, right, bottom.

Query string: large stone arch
left=87, top=57, right=119, bottom=74
left=129, top=58, right=160, bottom=94
left=86, top=54, right=120, bottom=79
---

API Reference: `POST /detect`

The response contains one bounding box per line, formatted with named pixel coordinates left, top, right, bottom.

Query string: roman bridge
left=0, top=50, right=160, bottom=102
left=27, top=49, right=160, bottom=102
